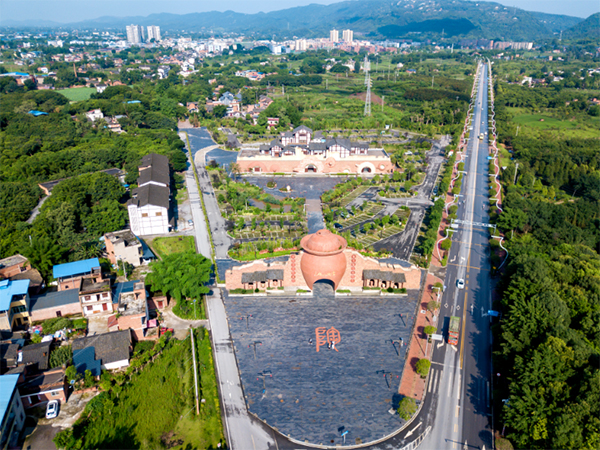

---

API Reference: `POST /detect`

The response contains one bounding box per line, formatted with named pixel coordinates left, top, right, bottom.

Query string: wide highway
left=420, top=62, right=494, bottom=450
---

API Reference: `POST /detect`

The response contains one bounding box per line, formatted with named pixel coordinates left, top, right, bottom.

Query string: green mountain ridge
left=563, top=12, right=600, bottom=42
left=3, top=0, right=591, bottom=42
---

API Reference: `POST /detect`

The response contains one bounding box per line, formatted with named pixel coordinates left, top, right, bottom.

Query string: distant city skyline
left=1, top=0, right=597, bottom=25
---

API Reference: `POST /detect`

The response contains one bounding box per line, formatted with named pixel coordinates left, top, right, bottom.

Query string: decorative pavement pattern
left=222, top=278, right=424, bottom=446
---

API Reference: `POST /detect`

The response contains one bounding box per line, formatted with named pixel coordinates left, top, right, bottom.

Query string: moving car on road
left=457, top=278, right=465, bottom=289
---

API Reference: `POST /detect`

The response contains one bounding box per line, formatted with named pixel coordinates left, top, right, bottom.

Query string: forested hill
left=61, top=0, right=582, bottom=41
left=563, top=12, right=600, bottom=42
left=491, top=78, right=600, bottom=449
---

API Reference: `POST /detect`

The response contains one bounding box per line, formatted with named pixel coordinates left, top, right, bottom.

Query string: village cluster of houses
left=187, top=86, right=274, bottom=122
left=0, top=247, right=169, bottom=446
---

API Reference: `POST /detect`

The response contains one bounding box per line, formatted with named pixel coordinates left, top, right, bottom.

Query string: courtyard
left=222, top=276, right=425, bottom=446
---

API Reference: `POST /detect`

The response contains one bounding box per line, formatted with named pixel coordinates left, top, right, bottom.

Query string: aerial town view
left=0, top=0, right=598, bottom=449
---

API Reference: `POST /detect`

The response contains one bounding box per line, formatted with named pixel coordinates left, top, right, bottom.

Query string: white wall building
left=343, top=29, right=354, bottom=43
left=126, top=25, right=145, bottom=44
left=147, top=25, right=161, bottom=42
left=330, top=29, right=339, bottom=43
left=128, top=153, right=171, bottom=236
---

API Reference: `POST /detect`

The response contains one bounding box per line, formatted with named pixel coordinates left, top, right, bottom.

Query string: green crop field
left=511, top=113, right=577, bottom=129
left=58, top=87, right=96, bottom=102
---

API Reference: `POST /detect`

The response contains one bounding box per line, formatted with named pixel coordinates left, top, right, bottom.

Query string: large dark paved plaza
left=222, top=278, right=424, bottom=446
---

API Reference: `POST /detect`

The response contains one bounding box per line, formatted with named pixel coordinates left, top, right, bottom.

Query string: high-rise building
left=147, top=25, right=161, bottom=42
left=126, top=24, right=145, bottom=44
left=343, top=29, right=354, bottom=43
left=330, top=29, right=339, bottom=43
left=295, top=39, right=307, bottom=51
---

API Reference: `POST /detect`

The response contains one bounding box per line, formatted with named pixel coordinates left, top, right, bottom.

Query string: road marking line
left=457, top=374, right=461, bottom=399
left=446, top=263, right=490, bottom=271
left=428, top=370, right=434, bottom=393
left=433, top=370, right=440, bottom=393
left=454, top=423, right=458, bottom=432
left=456, top=405, right=460, bottom=417
left=447, top=374, right=453, bottom=397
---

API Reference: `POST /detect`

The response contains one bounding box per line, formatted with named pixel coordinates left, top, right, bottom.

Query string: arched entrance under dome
left=312, top=279, right=335, bottom=297
left=361, top=167, right=372, bottom=173
left=305, top=164, right=317, bottom=173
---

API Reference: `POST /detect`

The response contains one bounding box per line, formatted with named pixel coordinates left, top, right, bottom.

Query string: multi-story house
left=52, top=258, right=112, bottom=317
left=128, top=154, right=171, bottom=236
left=0, top=280, right=30, bottom=332
left=0, top=374, right=26, bottom=449
left=104, top=230, right=143, bottom=267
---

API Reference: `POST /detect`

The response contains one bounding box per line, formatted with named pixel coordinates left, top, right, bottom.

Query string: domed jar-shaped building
left=300, top=229, right=347, bottom=290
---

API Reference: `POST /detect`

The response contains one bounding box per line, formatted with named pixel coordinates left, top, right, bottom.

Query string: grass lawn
left=229, top=248, right=297, bottom=261
left=152, top=236, right=196, bottom=258
left=511, top=113, right=577, bottom=130
left=55, top=330, right=224, bottom=449
left=58, top=87, right=96, bottom=102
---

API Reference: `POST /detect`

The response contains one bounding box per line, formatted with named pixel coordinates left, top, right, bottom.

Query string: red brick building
left=236, top=127, right=393, bottom=175
left=225, top=229, right=421, bottom=292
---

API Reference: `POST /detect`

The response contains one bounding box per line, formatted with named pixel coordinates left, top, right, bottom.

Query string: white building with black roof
left=127, top=154, right=171, bottom=236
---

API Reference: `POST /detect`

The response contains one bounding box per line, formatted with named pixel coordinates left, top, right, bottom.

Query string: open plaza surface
left=222, top=277, right=425, bottom=446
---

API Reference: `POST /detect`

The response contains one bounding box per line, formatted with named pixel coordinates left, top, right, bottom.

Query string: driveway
left=160, top=307, right=209, bottom=340
left=22, top=391, right=99, bottom=450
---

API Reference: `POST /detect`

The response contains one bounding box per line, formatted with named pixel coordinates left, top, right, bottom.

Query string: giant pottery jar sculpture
left=300, top=229, right=347, bottom=290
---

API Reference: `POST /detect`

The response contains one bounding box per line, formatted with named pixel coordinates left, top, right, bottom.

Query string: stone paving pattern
left=222, top=278, right=425, bottom=445
left=398, top=273, right=442, bottom=402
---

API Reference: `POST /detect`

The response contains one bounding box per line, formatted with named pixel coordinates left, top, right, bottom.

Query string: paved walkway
left=205, top=288, right=276, bottom=449
left=179, top=131, right=212, bottom=259
left=398, top=273, right=442, bottom=402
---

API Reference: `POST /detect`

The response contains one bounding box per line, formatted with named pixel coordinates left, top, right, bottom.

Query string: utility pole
left=432, top=75, right=435, bottom=88
left=382, top=95, right=384, bottom=112
left=513, top=162, right=519, bottom=185
left=363, top=55, right=371, bottom=116
left=190, top=328, right=200, bottom=415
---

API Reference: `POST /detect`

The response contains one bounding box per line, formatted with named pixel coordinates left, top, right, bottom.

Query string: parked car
left=46, top=400, right=59, bottom=419
left=457, top=279, right=465, bottom=289
left=334, top=223, right=343, bottom=230
left=188, top=219, right=194, bottom=227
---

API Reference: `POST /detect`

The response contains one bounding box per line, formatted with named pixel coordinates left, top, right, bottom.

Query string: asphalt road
left=420, top=62, right=494, bottom=450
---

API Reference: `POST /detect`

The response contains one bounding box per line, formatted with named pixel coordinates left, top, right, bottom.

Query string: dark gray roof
left=130, top=184, right=170, bottom=209
left=72, top=329, right=131, bottom=366
left=309, top=142, right=327, bottom=151
left=259, top=144, right=271, bottom=152
left=293, top=125, right=312, bottom=133
left=281, top=131, right=293, bottom=137
left=30, top=288, right=80, bottom=312
left=18, top=369, right=65, bottom=395
left=20, top=341, right=51, bottom=371
left=138, top=165, right=170, bottom=188
left=139, top=153, right=169, bottom=169
left=352, top=142, right=369, bottom=149
left=270, top=139, right=283, bottom=147
left=0, top=343, right=19, bottom=373
left=330, top=138, right=352, bottom=149
left=241, top=269, right=284, bottom=283
left=363, top=270, right=406, bottom=283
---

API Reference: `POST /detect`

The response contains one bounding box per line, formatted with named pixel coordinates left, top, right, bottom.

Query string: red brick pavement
left=398, top=273, right=443, bottom=401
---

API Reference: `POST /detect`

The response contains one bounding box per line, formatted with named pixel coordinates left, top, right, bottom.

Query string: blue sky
left=1, top=0, right=598, bottom=23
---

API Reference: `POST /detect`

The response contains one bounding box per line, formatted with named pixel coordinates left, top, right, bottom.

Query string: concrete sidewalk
left=205, top=289, right=276, bottom=450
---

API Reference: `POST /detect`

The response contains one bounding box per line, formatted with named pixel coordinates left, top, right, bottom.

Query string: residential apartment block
left=147, top=25, right=161, bottom=42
